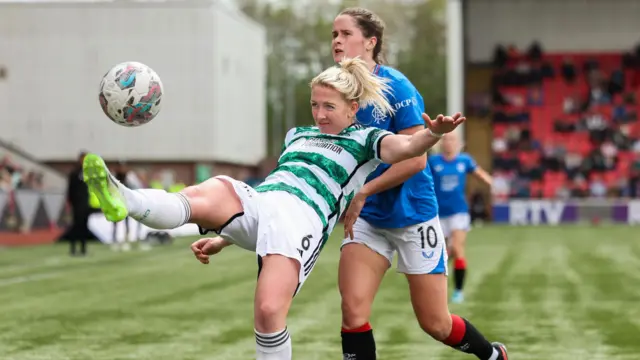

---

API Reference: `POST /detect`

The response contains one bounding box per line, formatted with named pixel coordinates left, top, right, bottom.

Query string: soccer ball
left=99, top=61, right=163, bottom=127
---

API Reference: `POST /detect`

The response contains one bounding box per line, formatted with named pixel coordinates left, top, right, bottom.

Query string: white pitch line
left=0, top=272, right=60, bottom=287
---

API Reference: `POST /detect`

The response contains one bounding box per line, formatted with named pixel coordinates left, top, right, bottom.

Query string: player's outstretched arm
left=473, top=167, right=493, bottom=188
left=191, top=237, right=233, bottom=265
left=379, top=112, right=466, bottom=164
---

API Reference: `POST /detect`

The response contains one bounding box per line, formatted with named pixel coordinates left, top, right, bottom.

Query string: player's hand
left=343, top=191, right=367, bottom=240
left=422, top=112, right=466, bottom=135
left=190, top=237, right=228, bottom=265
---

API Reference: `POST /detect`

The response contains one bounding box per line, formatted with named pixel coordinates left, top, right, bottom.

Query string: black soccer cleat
left=492, top=342, right=508, bottom=360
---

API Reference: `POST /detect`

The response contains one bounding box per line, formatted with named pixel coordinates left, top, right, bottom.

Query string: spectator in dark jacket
left=66, top=152, right=90, bottom=256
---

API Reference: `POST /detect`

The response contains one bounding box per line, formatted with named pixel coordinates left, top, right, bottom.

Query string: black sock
left=454, top=258, right=467, bottom=291
left=454, top=268, right=466, bottom=290
left=444, top=315, right=495, bottom=360
left=341, top=323, right=376, bottom=360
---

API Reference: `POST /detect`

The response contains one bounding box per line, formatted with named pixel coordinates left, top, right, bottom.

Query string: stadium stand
left=487, top=42, right=640, bottom=200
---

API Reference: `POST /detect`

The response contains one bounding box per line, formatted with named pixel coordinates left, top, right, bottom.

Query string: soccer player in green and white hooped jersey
left=256, top=124, right=388, bottom=260
left=81, top=57, right=464, bottom=360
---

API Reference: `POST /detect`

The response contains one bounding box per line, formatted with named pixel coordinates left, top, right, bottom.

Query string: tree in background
left=238, top=0, right=447, bottom=156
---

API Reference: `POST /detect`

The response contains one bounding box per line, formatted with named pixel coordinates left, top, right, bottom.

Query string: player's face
left=332, top=15, right=376, bottom=63
left=442, top=133, right=460, bottom=155
left=310, top=85, right=358, bottom=135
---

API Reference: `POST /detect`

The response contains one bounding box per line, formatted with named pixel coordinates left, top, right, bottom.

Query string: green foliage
left=239, top=0, right=447, bottom=155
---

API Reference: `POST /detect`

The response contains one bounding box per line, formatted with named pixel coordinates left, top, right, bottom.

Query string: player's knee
left=417, top=313, right=452, bottom=341
left=255, top=298, right=287, bottom=330
left=179, top=184, right=201, bottom=198
left=447, top=245, right=457, bottom=259
left=341, top=295, right=371, bottom=329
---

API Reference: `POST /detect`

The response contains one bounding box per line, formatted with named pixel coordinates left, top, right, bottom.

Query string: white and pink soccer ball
left=99, top=61, right=164, bottom=127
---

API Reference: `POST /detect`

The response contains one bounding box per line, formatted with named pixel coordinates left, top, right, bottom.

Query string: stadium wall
left=2, top=188, right=639, bottom=247
left=465, top=0, right=640, bottom=63
left=0, top=0, right=267, bottom=165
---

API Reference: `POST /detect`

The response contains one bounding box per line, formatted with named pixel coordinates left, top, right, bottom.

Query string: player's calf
left=442, top=314, right=507, bottom=360
left=449, top=229, right=468, bottom=302
left=341, top=322, right=377, bottom=360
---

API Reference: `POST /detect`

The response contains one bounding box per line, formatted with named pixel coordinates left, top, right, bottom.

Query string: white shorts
left=212, top=176, right=325, bottom=295
left=341, top=216, right=448, bottom=275
left=439, top=213, right=471, bottom=238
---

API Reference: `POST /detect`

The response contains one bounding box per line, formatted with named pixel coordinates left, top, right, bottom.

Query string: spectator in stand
left=629, top=158, right=640, bottom=198
left=554, top=117, right=576, bottom=133
left=527, top=41, right=543, bottom=61
left=561, top=58, right=577, bottom=83
left=492, top=137, right=507, bottom=154
left=469, top=191, right=489, bottom=224
left=492, top=44, right=508, bottom=69
left=608, top=69, right=625, bottom=96
left=0, top=155, right=22, bottom=190
left=583, top=58, right=599, bottom=74
left=589, top=175, right=607, bottom=198
left=585, top=69, right=612, bottom=106
left=492, top=171, right=511, bottom=199
left=632, top=138, right=640, bottom=153
left=527, top=86, right=544, bottom=106
left=563, top=93, right=581, bottom=114
left=0, top=167, right=12, bottom=191
left=565, top=152, right=583, bottom=179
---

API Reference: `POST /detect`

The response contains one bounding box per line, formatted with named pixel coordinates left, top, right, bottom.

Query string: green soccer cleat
left=82, top=153, right=128, bottom=222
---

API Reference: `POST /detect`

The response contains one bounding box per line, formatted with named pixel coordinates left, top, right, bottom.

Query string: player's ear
left=349, top=100, right=359, bottom=118
left=367, top=36, right=377, bottom=52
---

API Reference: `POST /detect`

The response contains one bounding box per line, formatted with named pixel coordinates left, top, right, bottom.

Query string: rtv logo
left=508, top=200, right=565, bottom=225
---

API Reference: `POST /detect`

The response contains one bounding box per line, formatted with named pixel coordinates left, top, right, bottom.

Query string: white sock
left=121, top=188, right=191, bottom=229
left=488, top=348, right=500, bottom=360
left=255, top=328, right=292, bottom=360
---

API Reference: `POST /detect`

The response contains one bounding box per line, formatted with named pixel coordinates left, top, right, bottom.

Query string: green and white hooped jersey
left=256, top=124, right=392, bottom=241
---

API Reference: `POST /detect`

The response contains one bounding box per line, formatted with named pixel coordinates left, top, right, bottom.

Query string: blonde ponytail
left=310, top=57, right=394, bottom=116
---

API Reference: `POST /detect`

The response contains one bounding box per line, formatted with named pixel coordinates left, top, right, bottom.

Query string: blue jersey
left=357, top=65, right=438, bottom=228
left=428, top=153, right=478, bottom=217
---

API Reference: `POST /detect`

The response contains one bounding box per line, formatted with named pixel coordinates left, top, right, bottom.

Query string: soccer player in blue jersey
left=429, top=132, right=493, bottom=304
left=334, top=7, right=508, bottom=360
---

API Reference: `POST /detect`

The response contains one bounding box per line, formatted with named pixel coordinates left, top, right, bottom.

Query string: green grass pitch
left=0, top=225, right=639, bottom=359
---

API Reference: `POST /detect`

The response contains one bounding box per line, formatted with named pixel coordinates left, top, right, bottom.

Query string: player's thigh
left=339, top=218, right=392, bottom=327
left=405, top=273, right=451, bottom=340
left=439, top=216, right=454, bottom=252
left=448, top=213, right=471, bottom=258
left=179, top=176, right=244, bottom=226
left=392, top=217, right=448, bottom=276
left=256, top=191, right=325, bottom=296
left=449, top=230, right=467, bottom=258
left=254, top=254, right=300, bottom=333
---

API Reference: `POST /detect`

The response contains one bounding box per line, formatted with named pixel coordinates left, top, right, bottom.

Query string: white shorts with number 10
left=341, top=216, right=448, bottom=275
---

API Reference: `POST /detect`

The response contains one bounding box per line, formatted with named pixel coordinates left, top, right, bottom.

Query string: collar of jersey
left=338, top=122, right=361, bottom=135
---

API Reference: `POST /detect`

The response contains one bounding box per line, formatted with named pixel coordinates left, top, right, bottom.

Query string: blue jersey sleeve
left=465, top=154, right=478, bottom=173
left=390, top=79, right=425, bottom=132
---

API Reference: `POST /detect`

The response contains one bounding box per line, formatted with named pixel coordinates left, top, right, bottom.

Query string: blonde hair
left=310, top=57, right=394, bottom=116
